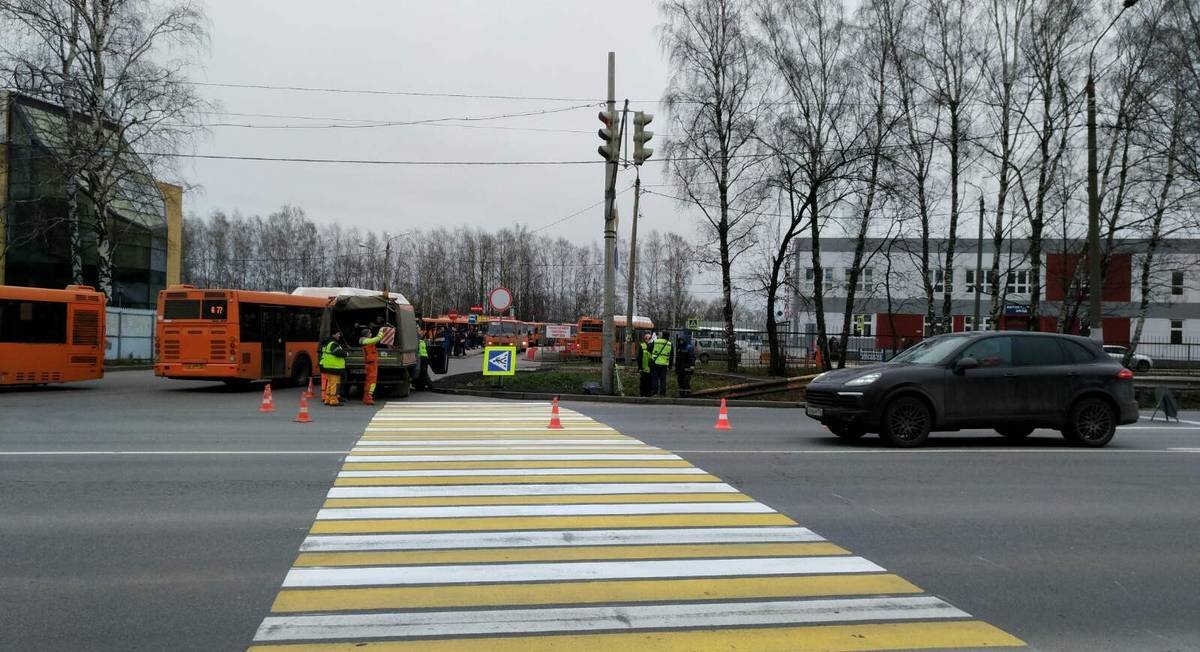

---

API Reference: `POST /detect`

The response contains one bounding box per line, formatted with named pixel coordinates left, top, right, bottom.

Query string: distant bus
left=575, top=315, right=655, bottom=359
left=0, top=284, right=106, bottom=386
left=154, top=285, right=326, bottom=385
left=485, top=318, right=533, bottom=350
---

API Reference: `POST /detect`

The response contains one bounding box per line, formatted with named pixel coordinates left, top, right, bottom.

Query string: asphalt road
left=1, top=369, right=1197, bottom=651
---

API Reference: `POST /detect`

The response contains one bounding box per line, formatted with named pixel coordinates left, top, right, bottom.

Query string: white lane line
left=1168, top=448, right=1200, bottom=452
left=671, top=448, right=1190, bottom=455
left=349, top=447, right=660, bottom=453
left=254, top=596, right=963, bottom=642
left=342, top=454, right=680, bottom=463
left=315, top=502, right=775, bottom=520
left=369, top=417, right=595, bottom=422
left=282, top=556, right=883, bottom=588
left=0, top=450, right=347, bottom=456
left=300, top=527, right=824, bottom=552
left=1119, top=426, right=1200, bottom=430
left=353, top=439, right=638, bottom=446
left=337, top=468, right=709, bottom=478
left=326, top=483, right=739, bottom=498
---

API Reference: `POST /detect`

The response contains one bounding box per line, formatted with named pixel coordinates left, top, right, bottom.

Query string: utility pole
left=1086, top=0, right=1139, bottom=344
left=973, top=196, right=983, bottom=331
left=601, top=52, right=618, bottom=395
left=624, top=171, right=641, bottom=368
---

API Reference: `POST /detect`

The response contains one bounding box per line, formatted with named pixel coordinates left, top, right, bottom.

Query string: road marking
left=0, top=450, right=349, bottom=455
left=314, top=501, right=777, bottom=520
left=270, top=573, right=919, bottom=612
left=254, top=596, right=965, bottom=641
left=1168, top=448, right=1200, bottom=452
left=299, top=526, right=825, bottom=552
left=250, top=401, right=1024, bottom=650
left=282, top=556, right=882, bottom=587
left=248, top=621, right=1021, bottom=651
left=671, top=448, right=1192, bottom=454
left=292, top=542, right=849, bottom=567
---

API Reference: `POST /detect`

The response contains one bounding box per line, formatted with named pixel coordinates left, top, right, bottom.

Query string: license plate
left=806, top=406, right=824, bottom=418
left=184, top=363, right=205, bottom=369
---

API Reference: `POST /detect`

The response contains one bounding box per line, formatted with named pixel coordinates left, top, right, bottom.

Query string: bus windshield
left=488, top=321, right=516, bottom=336
left=162, top=298, right=228, bottom=321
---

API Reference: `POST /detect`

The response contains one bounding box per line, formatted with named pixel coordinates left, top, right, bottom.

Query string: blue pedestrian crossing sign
left=482, top=345, right=518, bottom=376
left=467, top=313, right=477, bottom=325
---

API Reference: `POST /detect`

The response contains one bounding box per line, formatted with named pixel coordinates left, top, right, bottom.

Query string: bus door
left=260, top=306, right=287, bottom=378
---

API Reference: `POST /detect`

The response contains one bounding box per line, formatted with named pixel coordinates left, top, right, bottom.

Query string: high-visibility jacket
left=651, top=338, right=672, bottom=366
left=320, top=339, right=347, bottom=370
left=418, top=340, right=428, bottom=358
left=639, top=342, right=651, bottom=373
left=360, top=332, right=383, bottom=364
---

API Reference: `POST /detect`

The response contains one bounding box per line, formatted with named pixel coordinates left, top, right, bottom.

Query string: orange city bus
left=485, top=318, right=533, bottom=350
left=574, top=315, right=655, bottom=359
left=154, top=285, right=327, bottom=385
left=0, top=284, right=106, bottom=386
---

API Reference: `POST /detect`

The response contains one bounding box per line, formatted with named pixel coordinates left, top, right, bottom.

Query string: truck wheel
left=289, top=357, right=311, bottom=388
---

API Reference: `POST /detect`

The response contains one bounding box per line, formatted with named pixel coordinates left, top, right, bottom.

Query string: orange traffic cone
left=258, top=383, right=275, bottom=413
left=305, top=376, right=315, bottom=400
left=547, top=396, right=564, bottom=429
left=714, top=398, right=732, bottom=430
left=294, top=394, right=312, bottom=423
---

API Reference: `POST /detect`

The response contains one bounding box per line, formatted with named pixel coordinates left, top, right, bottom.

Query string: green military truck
left=293, top=287, right=420, bottom=398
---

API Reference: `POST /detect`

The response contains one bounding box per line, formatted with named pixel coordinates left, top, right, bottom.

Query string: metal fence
left=691, top=330, right=1200, bottom=371
left=105, top=307, right=156, bottom=361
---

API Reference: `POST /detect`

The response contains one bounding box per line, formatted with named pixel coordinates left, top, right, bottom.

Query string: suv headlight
left=845, top=372, right=881, bottom=386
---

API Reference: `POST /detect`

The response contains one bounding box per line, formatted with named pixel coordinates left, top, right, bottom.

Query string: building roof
left=792, top=237, right=1200, bottom=255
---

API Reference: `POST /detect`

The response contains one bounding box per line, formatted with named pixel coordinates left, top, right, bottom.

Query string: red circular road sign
left=488, top=287, right=513, bottom=312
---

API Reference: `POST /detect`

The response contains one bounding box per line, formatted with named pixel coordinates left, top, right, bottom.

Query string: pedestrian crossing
left=249, top=401, right=1023, bottom=651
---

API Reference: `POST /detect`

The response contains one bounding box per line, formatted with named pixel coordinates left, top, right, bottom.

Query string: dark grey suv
left=804, top=332, right=1139, bottom=447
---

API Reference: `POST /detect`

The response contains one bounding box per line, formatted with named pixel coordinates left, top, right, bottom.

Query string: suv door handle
left=1003, top=372, right=1016, bottom=378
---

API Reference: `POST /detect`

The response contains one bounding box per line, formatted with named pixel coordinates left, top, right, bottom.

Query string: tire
left=1135, top=360, right=1151, bottom=372
left=881, top=395, right=932, bottom=448
left=289, top=357, right=311, bottom=388
left=828, top=423, right=866, bottom=440
left=698, top=353, right=710, bottom=364
left=996, top=426, right=1034, bottom=440
left=1065, top=397, right=1116, bottom=447
left=393, top=373, right=412, bottom=398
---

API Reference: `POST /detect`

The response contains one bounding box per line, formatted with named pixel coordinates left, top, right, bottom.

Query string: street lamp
left=357, top=230, right=413, bottom=297
left=1086, top=0, right=1139, bottom=344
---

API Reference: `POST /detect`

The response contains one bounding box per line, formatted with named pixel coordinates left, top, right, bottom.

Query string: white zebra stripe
left=299, top=526, right=825, bottom=552
left=352, top=439, right=638, bottom=446
left=341, top=454, right=681, bottom=463
left=254, top=596, right=962, bottom=642
left=326, top=482, right=739, bottom=498
left=315, top=502, right=776, bottom=520
left=337, top=467, right=707, bottom=478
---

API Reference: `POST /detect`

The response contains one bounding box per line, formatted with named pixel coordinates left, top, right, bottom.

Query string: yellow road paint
left=333, top=474, right=720, bottom=486
left=309, top=512, right=795, bottom=534
left=347, top=447, right=664, bottom=455
left=340, top=460, right=691, bottom=470
left=294, top=542, right=848, bottom=567
left=358, top=434, right=631, bottom=440
left=271, top=573, right=922, bottom=612
left=249, top=620, right=1023, bottom=651
left=322, top=493, right=753, bottom=507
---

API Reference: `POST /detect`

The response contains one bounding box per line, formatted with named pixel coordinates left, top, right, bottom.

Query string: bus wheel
left=289, top=357, right=311, bottom=388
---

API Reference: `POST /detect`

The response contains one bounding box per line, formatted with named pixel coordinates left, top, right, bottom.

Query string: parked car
left=694, top=338, right=743, bottom=364
left=804, top=332, right=1139, bottom=448
left=1102, top=345, right=1153, bottom=372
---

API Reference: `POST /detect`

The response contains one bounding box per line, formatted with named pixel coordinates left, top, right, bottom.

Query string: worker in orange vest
left=359, top=327, right=384, bottom=406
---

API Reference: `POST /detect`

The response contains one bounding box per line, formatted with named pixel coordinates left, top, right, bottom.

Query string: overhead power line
left=187, top=103, right=598, bottom=130
left=191, top=81, right=603, bottom=103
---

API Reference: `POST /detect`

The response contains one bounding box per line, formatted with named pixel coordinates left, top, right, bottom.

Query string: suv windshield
left=889, top=336, right=966, bottom=364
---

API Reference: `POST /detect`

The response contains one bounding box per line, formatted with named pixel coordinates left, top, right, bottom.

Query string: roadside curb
left=432, top=386, right=802, bottom=409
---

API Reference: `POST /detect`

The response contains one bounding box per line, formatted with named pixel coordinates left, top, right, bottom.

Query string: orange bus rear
left=0, top=284, right=106, bottom=386
left=154, top=285, right=327, bottom=385
left=574, top=315, right=655, bottom=359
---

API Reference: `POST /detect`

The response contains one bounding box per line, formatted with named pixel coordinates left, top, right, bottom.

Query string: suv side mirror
left=954, top=356, right=979, bottom=374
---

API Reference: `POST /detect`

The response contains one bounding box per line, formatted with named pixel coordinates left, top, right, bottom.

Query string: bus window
left=240, top=303, right=262, bottom=342
left=0, top=299, right=68, bottom=343
left=162, top=298, right=201, bottom=320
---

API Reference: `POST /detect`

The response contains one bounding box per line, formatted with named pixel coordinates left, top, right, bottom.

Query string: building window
left=1170, top=319, right=1184, bottom=345
left=805, top=268, right=835, bottom=292
left=1171, top=270, right=1184, bottom=296
left=1006, top=270, right=1030, bottom=295
left=930, top=268, right=953, bottom=294
left=963, top=315, right=991, bottom=332
left=966, top=269, right=998, bottom=294
left=845, top=267, right=874, bottom=293
left=851, top=314, right=874, bottom=337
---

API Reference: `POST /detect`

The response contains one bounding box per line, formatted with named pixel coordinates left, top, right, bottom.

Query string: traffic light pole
left=601, top=52, right=617, bottom=395
left=624, top=171, right=641, bottom=369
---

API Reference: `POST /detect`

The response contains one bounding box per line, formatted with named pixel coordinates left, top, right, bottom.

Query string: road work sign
left=483, top=346, right=518, bottom=376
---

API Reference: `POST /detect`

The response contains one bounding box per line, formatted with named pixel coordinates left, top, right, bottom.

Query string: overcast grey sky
left=186, top=0, right=685, bottom=246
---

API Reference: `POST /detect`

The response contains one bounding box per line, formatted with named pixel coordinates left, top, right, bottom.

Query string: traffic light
left=597, top=110, right=618, bottom=162
left=633, top=111, right=654, bottom=165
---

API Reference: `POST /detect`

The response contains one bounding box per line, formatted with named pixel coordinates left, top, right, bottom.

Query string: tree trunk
left=941, top=104, right=961, bottom=327
left=808, top=191, right=830, bottom=371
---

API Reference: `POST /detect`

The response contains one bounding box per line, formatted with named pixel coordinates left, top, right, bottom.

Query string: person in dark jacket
left=675, top=332, right=695, bottom=397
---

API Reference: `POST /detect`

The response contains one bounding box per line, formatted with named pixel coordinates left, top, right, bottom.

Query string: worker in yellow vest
left=638, top=333, right=653, bottom=397
left=650, top=330, right=673, bottom=397
left=319, top=332, right=347, bottom=406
